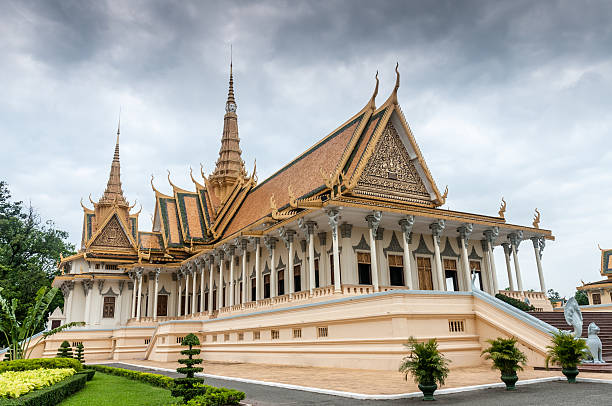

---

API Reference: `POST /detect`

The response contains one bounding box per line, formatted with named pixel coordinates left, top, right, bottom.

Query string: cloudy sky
left=2, top=0, right=611, bottom=297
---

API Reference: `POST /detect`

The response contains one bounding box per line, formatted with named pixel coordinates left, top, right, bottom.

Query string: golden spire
left=209, top=55, right=247, bottom=201
left=99, top=118, right=128, bottom=206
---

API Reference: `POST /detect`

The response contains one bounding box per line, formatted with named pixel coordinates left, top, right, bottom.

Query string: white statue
left=563, top=297, right=583, bottom=338
left=585, top=322, right=605, bottom=364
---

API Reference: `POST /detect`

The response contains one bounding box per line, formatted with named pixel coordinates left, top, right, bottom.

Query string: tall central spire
left=209, top=58, right=247, bottom=201
left=99, top=120, right=128, bottom=206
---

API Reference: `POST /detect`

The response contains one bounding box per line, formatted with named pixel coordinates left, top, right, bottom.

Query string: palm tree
left=0, top=286, right=84, bottom=360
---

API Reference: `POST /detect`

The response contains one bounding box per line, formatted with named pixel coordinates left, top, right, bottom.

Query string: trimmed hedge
left=495, top=293, right=535, bottom=312
left=184, top=386, right=245, bottom=406
left=86, top=365, right=174, bottom=389
left=0, top=359, right=82, bottom=374
left=75, top=369, right=95, bottom=381
left=0, top=373, right=86, bottom=406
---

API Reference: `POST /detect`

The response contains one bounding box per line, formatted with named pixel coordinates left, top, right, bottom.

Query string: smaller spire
left=99, top=119, right=128, bottom=206
left=226, top=46, right=236, bottom=113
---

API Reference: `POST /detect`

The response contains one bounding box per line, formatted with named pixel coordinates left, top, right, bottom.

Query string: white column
left=153, top=268, right=160, bottom=321
left=326, top=208, right=342, bottom=293
left=83, top=280, right=92, bottom=325
left=457, top=224, right=473, bottom=292
left=136, top=270, right=143, bottom=321
left=217, top=251, right=225, bottom=309
left=366, top=212, right=381, bottom=292
left=429, top=220, right=446, bottom=291
left=509, top=232, right=524, bottom=292
left=208, top=258, right=214, bottom=311
left=305, top=221, right=317, bottom=295
left=285, top=230, right=295, bottom=297
left=265, top=237, right=278, bottom=298
left=228, top=247, right=236, bottom=306
left=240, top=239, right=248, bottom=304
left=399, top=216, right=415, bottom=289
left=199, top=262, right=205, bottom=313
left=130, top=276, right=137, bottom=318
left=184, top=270, right=190, bottom=315
left=177, top=272, right=182, bottom=317
left=531, top=236, right=546, bottom=293
left=501, top=243, right=515, bottom=291
left=191, top=266, right=197, bottom=315
left=253, top=238, right=261, bottom=301
left=483, top=228, right=499, bottom=294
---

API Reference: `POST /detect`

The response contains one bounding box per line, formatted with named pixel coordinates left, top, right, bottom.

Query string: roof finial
left=367, top=71, right=379, bottom=111
left=117, top=107, right=121, bottom=138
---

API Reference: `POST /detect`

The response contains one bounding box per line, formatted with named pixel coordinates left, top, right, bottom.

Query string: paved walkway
left=103, top=363, right=612, bottom=405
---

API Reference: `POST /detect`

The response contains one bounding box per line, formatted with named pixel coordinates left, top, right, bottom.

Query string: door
left=388, top=255, right=404, bottom=286
left=417, top=257, right=433, bottom=290
left=157, top=295, right=168, bottom=317
left=444, top=259, right=459, bottom=291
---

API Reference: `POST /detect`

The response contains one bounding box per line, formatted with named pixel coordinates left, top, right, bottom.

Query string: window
left=317, top=327, right=328, bottom=338
left=294, top=265, right=301, bottom=292
left=469, top=260, right=483, bottom=290
left=103, top=297, right=115, bottom=318
left=105, top=264, right=118, bottom=270
left=293, top=328, right=302, bottom=339
left=444, top=259, right=459, bottom=291
left=95, top=263, right=100, bottom=269
left=224, top=334, right=230, bottom=342
left=271, top=330, right=280, bottom=340
left=177, top=337, right=184, bottom=344
left=278, top=270, right=285, bottom=296
left=251, top=278, right=256, bottom=301
left=238, top=332, right=244, bottom=341
left=329, top=254, right=336, bottom=285
left=253, top=331, right=260, bottom=340
left=314, top=259, right=320, bottom=288
left=72, top=341, right=83, bottom=347
left=51, top=320, right=61, bottom=329
left=357, top=252, right=372, bottom=285
left=388, top=255, right=404, bottom=286
left=448, top=320, right=465, bottom=333
left=144, top=338, right=151, bottom=345
left=593, top=293, right=601, bottom=305
left=264, top=274, right=271, bottom=299
left=417, top=257, right=433, bottom=290
left=212, top=335, right=217, bottom=342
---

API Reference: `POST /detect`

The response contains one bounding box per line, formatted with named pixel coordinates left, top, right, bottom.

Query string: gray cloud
left=2, top=0, right=611, bottom=296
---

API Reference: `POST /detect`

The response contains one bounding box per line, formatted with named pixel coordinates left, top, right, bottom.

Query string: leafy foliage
left=495, top=293, right=535, bottom=311
left=86, top=365, right=174, bottom=389
left=547, top=289, right=562, bottom=304
left=0, top=182, right=75, bottom=349
left=574, top=291, right=589, bottom=306
left=398, top=337, right=450, bottom=386
left=183, top=385, right=245, bottom=406
left=481, top=337, right=527, bottom=375
left=0, top=286, right=83, bottom=360
left=74, top=344, right=84, bottom=363
left=55, top=341, right=72, bottom=359
left=0, top=372, right=86, bottom=406
left=0, top=368, right=75, bottom=399
left=545, top=330, right=588, bottom=369
left=0, top=358, right=81, bottom=373
left=172, top=333, right=205, bottom=402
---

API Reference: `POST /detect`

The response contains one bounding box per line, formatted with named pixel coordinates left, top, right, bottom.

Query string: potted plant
left=399, top=337, right=450, bottom=401
left=545, top=330, right=588, bottom=383
left=481, top=337, right=527, bottom=390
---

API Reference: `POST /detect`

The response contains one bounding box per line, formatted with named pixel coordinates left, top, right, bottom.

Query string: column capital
left=279, top=227, right=296, bottom=246
left=501, top=242, right=511, bottom=255
left=250, top=236, right=261, bottom=246
left=457, top=223, right=474, bottom=245
left=224, top=243, right=236, bottom=257
left=154, top=267, right=161, bottom=280
left=399, top=216, right=415, bottom=245
left=483, top=227, right=499, bottom=245
left=263, top=235, right=278, bottom=253
left=339, top=222, right=352, bottom=238
left=508, top=231, right=524, bottom=249
left=301, top=220, right=317, bottom=235
left=60, top=281, right=74, bottom=297
left=429, top=219, right=446, bottom=244
left=531, top=236, right=545, bottom=258
left=215, top=249, right=225, bottom=261
left=81, top=279, right=94, bottom=296
left=365, top=211, right=382, bottom=232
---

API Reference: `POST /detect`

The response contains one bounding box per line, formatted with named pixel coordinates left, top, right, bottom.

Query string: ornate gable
left=354, top=121, right=431, bottom=205
left=90, top=214, right=133, bottom=249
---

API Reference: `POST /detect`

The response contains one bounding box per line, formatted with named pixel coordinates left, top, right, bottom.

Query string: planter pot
left=500, top=373, right=518, bottom=390
left=418, top=383, right=438, bottom=401
left=562, top=368, right=579, bottom=383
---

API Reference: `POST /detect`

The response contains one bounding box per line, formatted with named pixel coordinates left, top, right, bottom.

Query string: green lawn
left=60, top=372, right=176, bottom=406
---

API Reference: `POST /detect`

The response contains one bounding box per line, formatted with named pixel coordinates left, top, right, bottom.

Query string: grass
left=59, top=372, right=176, bottom=406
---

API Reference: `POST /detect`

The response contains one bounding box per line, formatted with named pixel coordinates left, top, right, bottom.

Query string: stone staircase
left=530, top=311, right=612, bottom=361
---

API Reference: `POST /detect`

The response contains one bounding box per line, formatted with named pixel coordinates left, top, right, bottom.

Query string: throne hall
left=40, top=65, right=558, bottom=370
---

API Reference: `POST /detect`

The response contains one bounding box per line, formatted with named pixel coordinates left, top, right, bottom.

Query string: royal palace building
left=39, top=65, right=558, bottom=370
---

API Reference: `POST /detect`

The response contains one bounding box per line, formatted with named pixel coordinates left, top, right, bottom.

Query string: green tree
left=171, top=333, right=205, bottom=402
left=575, top=291, right=589, bottom=306
left=547, top=289, right=561, bottom=304
left=56, top=340, right=73, bottom=358
left=0, top=286, right=84, bottom=360
left=0, top=181, right=74, bottom=347
left=74, top=343, right=85, bottom=363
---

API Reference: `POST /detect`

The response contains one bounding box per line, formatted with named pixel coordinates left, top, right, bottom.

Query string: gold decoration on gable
left=91, top=214, right=132, bottom=249
left=354, top=122, right=430, bottom=203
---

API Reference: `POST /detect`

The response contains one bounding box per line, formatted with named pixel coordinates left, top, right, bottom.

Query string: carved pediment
left=91, top=214, right=133, bottom=249
left=355, top=122, right=431, bottom=203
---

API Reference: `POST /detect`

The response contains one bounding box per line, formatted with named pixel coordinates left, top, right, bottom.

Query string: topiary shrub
left=171, top=333, right=205, bottom=402
left=74, top=343, right=84, bottom=363
left=495, top=293, right=535, bottom=312
left=86, top=365, right=174, bottom=388
left=55, top=341, right=73, bottom=358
